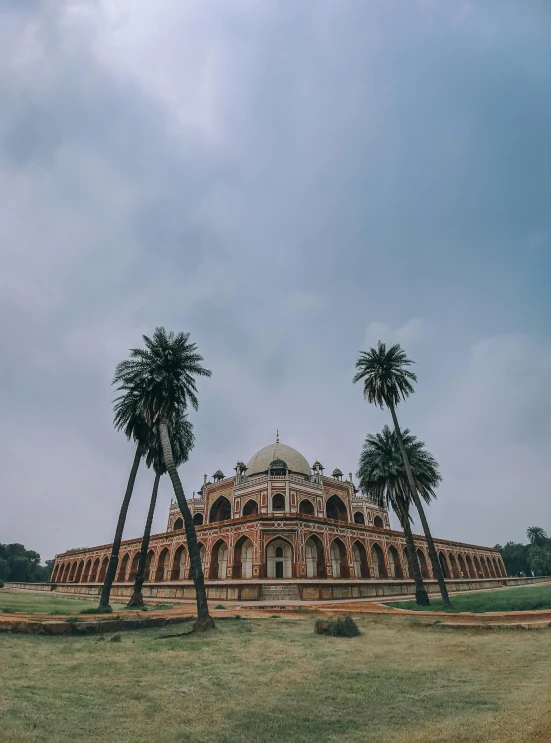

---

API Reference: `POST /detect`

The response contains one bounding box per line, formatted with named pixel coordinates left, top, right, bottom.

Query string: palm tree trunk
left=127, top=471, right=161, bottom=609
left=159, top=418, right=214, bottom=632
left=388, top=403, right=453, bottom=610
left=99, top=444, right=143, bottom=610
left=396, top=500, right=430, bottom=606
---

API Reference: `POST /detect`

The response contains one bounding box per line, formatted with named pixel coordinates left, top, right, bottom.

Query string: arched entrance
left=465, top=554, right=473, bottom=578
left=68, top=562, right=77, bottom=582
left=371, top=543, right=387, bottom=578
left=193, top=513, right=204, bottom=525
left=473, top=555, right=482, bottom=578
left=416, top=549, right=430, bottom=579
left=188, top=544, right=207, bottom=579
left=299, top=499, right=315, bottom=515
left=457, top=554, right=466, bottom=578
left=266, top=539, right=293, bottom=579
left=438, top=552, right=451, bottom=579
left=480, top=556, right=489, bottom=578
left=117, top=553, right=129, bottom=582
left=330, top=539, right=350, bottom=578
left=305, top=535, right=326, bottom=578
left=388, top=545, right=404, bottom=579
left=83, top=559, right=92, bottom=583
left=128, top=552, right=140, bottom=582
left=98, top=556, right=109, bottom=583
left=448, top=553, right=459, bottom=579
left=210, top=540, right=228, bottom=579
left=155, top=548, right=170, bottom=581
left=89, top=558, right=100, bottom=583
left=353, top=511, right=365, bottom=524
left=402, top=548, right=410, bottom=578
left=171, top=545, right=187, bottom=580
left=209, top=496, right=231, bottom=523
left=145, top=550, right=155, bottom=581
left=272, top=493, right=286, bottom=512
left=242, top=499, right=258, bottom=517
left=75, top=561, right=84, bottom=583
left=352, top=541, right=369, bottom=578
left=173, top=517, right=183, bottom=530
left=326, top=494, right=347, bottom=521
left=233, top=536, right=254, bottom=578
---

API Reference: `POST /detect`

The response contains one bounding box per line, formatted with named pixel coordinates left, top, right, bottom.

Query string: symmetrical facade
left=51, top=439, right=506, bottom=601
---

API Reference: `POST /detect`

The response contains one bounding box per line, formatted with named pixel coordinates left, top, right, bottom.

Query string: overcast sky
left=1, top=1, right=550, bottom=562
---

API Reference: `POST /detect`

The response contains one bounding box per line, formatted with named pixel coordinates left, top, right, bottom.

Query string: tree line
left=495, top=527, right=551, bottom=577
left=0, top=544, right=53, bottom=584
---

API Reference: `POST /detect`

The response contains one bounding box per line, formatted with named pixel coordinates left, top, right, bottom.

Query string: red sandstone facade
left=51, top=441, right=506, bottom=600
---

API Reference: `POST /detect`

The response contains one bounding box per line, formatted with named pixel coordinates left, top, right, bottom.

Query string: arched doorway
left=209, top=496, right=231, bottom=523
left=373, top=515, right=384, bottom=528
left=83, top=559, right=92, bottom=583
left=388, top=545, right=404, bottom=579
left=448, top=553, right=459, bottom=579
left=480, top=556, right=489, bottom=578
left=266, top=539, right=293, bottom=579
left=210, top=540, right=228, bottom=579
left=272, top=493, right=286, bottom=512
left=155, top=548, right=170, bottom=581
left=171, top=545, right=187, bottom=580
left=242, top=499, right=258, bottom=517
left=89, top=558, right=100, bottom=583
left=371, top=543, right=387, bottom=578
left=352, top=541, right=369, bottom=578
left=75, top=561, right=84, bottom=583
left=193, top=513, right=204, bottom=525
left=117, top=553, right=129, bottom=582
left=145, top=550, right=155, bottom=581
left=330, top=539, right=349, bottom=578
left=188, top=544, right=207, bottom=579
left=299, top=499, right=315, bottom=515
left=465, top=554, right=474, bottom=578
left=305, top=535, right=326, bottom=578
left=402, top=548, right=410, bottom=578
left=326, top=494, right=347, bottom=521
left=457, top=554, right=466, bottom=578
left=417, top=549, right=430, bottom=579
left=62, top=563, right=71, bottom=582
left=473, top=555, right=482, bottom=578
left=128, top=552, right=140, bottom=582
left=353, top=511, right=365, bottom=524
left=68, top=562, right=77, bottom=582
left=98, top=556, right=109, bottom=583
left=233, top=536, right=254, bottom=579
left=438, top=552, right=451, bottom=579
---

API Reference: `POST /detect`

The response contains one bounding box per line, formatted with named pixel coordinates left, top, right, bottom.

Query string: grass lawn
left=386, top=584, right=551, bottom=613
left=0, top=590, right=126, bottom=615
left=1, top=616, right=550, bottom=743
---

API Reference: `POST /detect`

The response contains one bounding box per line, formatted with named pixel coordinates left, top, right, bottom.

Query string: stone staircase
left=259, top=584, right=301, bottom=602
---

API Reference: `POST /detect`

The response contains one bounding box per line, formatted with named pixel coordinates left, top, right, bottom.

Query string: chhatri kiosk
left=52, top=435, right=506, bottom=602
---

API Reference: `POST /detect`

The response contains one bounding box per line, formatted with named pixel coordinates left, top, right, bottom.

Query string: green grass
left=0, top=590, right=125, bottom=615
left=386, top=584, right=551, bottom=613
left=0, top=616, right=550, bottom=742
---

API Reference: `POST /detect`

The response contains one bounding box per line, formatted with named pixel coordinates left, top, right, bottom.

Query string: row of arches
left=52, top=535, right=506, bottom=585
left=173, top=494, right=386, bottom=528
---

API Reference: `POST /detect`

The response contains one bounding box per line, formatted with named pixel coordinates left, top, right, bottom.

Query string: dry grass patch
left=0, top=616, right=550, bottom=742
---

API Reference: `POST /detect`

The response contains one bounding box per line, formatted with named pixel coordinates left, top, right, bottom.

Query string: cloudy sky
left=1, top=1, right=550, bottom=562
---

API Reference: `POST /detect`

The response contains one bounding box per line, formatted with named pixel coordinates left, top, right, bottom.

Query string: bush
left=315, top=616, right=360, bottom=638
left=79, top=606, right=113, bottom=615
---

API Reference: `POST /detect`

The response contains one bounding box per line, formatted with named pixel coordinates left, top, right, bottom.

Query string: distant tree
left=527, top=526, right=548, bottom=547
left=353, top=341, right=452, bottom=609
left=0, top=544, right=53, bottom=582
left=357, top=425, right=441, bottom=606
left=496, top=542, right=530, bottom=577
left=528, top=546, right=551, bottom=577
left=127, top=411, right=194, bottom=608
left=113, top=328, right=214, bottom=632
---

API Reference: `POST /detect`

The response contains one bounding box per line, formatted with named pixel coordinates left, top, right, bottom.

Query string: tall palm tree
left=357, top=426, right=442, bottom=606
left=113, top=327, right=214, bottom=631
left=98, top=393, right=151, bottom=611
left=353, top=341, right=452, bottom=609
left=127, top=412, right=194, bottom=608
left=526, top=526, right=548, bottom=547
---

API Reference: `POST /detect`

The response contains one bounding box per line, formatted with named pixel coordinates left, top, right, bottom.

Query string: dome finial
left=276, top=428, right=279, bottom=443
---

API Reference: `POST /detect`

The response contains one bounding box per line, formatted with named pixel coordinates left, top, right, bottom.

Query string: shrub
left=315, top=616, right=360, bottom=638
left=79, top=606, right=113, bottom=615
left=215, top=604, right=226, bottom=610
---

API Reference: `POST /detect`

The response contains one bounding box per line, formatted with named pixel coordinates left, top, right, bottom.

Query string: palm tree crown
left=526, top=526, right=548, bottom=546
left=114, top=327, right=212, bottom=423
left=357, top=425, right=441, bottom=514
left=352, top=341, right=417, bottom=409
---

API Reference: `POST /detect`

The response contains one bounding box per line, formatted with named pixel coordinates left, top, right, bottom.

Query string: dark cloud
left=0, top=1, right=550, bottom=560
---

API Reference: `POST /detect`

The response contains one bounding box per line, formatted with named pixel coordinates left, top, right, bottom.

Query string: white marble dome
left=246, top=442, right=311, bottom=477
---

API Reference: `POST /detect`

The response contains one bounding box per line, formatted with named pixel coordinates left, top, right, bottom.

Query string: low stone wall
left=6, top=575, right=548, bottom=603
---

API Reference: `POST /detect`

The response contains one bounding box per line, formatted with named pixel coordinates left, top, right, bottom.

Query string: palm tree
left=527, top=526, right=548, bottom=547
left=127, top=412, right=194, bottom=608
left=357, top=426, right=442, bottom=606
left=353, top=341, right=452, bottom=609
left=113, top=327, right=214, bottom=631
left=98, top=392, right=151, bottom=611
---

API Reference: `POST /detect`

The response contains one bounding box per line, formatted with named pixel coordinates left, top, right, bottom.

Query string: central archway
left=233, top=536, right=254, bottom=578
left=266, top=538, right=293, bottom=579
left=330, top=538, right=350, bottom=578
left=272, top=492, right=286, bottom=512
left=210, top=540, right=228, bottom=579
left=209, top=496, right=231, bottom=523
left=305, top=535, right=326, bottom=578
left=326, top=494, right=347, bottom=522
